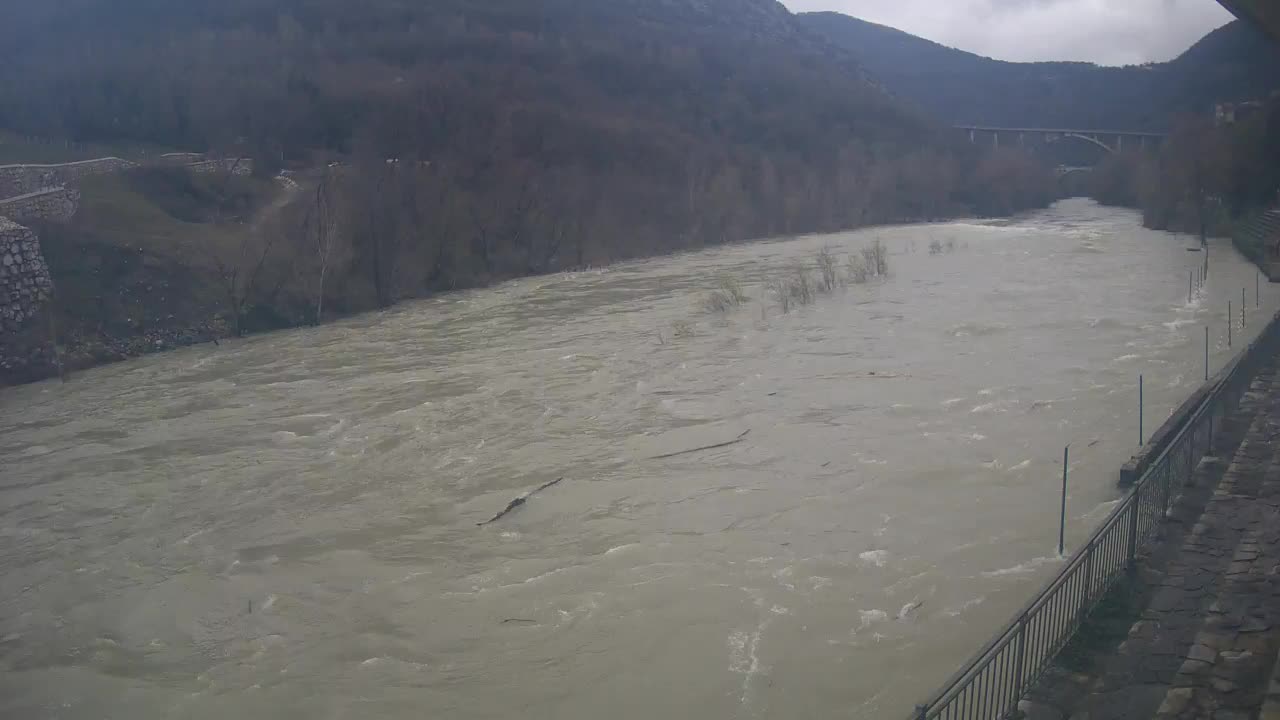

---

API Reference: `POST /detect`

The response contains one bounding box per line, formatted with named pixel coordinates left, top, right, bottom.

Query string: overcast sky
left=780, top=0, right=1236, bottom=66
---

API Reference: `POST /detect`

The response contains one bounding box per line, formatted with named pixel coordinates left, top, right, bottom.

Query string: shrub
left=703, top=274, right=749, bottom=313
left=845, top=254, right=869, bottom=284
left=816, top=247, right=839, bottom=292
left=768, top=277, right=792, bottom=313
left=862, top=239, right=889, bottom=276
left=788, top=265, right=814, bottom=305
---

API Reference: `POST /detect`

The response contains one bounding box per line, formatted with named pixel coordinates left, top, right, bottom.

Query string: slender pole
left=1059, top=445, right=1069, bottom=557
left=1229, top=301, right=1233, bottom=347
left=1205, top=326, right=1210, bottom=381
left=1139, top=374, right=1144, bottom=446
left=1258, top=271, right=1261, bottom=308
left=1243, top=287, right=1247, bottom=328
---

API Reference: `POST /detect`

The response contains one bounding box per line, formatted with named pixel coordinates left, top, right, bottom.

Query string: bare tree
left=192, top=158, right=286, bottom=336
left=202, top=226, right=281, bottom=337
left=305, top=168, right=340, bottom=323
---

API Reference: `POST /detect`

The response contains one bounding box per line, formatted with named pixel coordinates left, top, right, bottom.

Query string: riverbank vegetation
left=1087, top=97, right=1280, bottom=239
left=699, top=242, right=892, bottom=322
left=0, top=0, right=1063, bottom=385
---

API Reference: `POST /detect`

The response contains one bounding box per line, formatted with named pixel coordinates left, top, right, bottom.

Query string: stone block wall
left=0, top=157, right=137, bottom=198
left=157, top=152, right=206, bottom=165
left=186, top=157, right=254, bottom=175
left=0, top=217, right=53, bottom=333
left=0, top=186, right=80, bottom=224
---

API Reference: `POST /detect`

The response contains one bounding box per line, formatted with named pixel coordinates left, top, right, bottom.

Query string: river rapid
left=3, top=198, right=1277, bottom=719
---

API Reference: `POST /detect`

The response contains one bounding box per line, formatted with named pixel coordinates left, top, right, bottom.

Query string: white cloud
left=780, top=0, right=1235, bottom=65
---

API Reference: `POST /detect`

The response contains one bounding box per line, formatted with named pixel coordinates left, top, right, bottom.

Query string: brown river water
left=3, top=199, right=1278, bottom=719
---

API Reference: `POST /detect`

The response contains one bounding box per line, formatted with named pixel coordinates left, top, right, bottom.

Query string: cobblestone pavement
left=1026, top=357, right=1280, bottom=720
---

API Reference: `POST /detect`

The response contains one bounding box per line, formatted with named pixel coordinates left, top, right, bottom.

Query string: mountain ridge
left=797, top=12, right=1280, bottom=131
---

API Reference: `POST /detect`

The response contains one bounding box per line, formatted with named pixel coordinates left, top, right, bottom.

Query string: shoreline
left=0, top=207, right=1041, bottom=388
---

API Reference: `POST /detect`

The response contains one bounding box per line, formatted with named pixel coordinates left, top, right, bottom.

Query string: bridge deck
left=955, top=126, right=1167, bottom=137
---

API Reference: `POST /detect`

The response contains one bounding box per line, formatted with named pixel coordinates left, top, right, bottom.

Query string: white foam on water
left=1114, top=354, right=1141, bottom=362
left=604, top=543, right=639, bottom=556
left=971, top=403, right=998, bottom=413
left=773, top=565, right=795, bottom=590
left=859, top=550, right=888, bottom=567
left=1084, top=498, right=1122, bottom=520
left=1008, top=459, right=1032, bottom=472
left=896, top=599, right=924, bottom=621
left=981, top=555, right=1059, bottom=578
left=858, top=609, right=888, bottom=628
left=728, top=616, right=771, bottom=706
left=941, top=397, right=966, bottom=407
left=942, top=596, right=986, bottom=617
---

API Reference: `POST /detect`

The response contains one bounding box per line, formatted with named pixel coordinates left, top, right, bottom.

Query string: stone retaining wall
left=0, top=186, right=80, bottom=224
left=186, top=158, right=254, bottom=175
left=0, top=217, right=53, bottom=333
left=0, top=157, right=137, bottom=198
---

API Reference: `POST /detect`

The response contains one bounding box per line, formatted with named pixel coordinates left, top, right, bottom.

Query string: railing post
left=1207, top=409, right=1214, bottom=456
left=1010, top=613, right=1030, bottom=712
left=1186, top=432, right=1194, bottom=488
left=1080, top=540, right=1096, bottom=619
left=1126, top=494, right=1140, bottom=573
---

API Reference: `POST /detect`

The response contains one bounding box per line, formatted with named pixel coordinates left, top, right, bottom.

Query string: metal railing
left=908, top=311, right=1280, bottom=720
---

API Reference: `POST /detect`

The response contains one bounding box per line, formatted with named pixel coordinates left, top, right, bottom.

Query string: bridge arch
left=1058, top=133, right=1115, bottom=154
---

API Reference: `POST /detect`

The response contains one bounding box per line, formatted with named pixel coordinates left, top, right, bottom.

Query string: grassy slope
left=0, top=130, right=176, bottom=165
left=0, top=169, right=283, bottom=384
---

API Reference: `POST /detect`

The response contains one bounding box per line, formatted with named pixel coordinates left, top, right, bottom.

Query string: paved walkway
left=1028, top=356, right=1280, bottom=720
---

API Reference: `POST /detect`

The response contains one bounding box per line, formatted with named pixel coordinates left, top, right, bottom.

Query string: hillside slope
left=0, top=0, right=920, bottom=168
left=0, top=0, right=1057, bottom=260
left=0, top=0, right=1062, bottom=384
left=797, top=13, right=1280, bottom=131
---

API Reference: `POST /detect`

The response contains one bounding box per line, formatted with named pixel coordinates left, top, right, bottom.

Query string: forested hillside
left=0, top=0, right=1054, bottom=306
left=0, top=0, right=1060, bottom=382
left=798, top=13, right=1280, bottom=131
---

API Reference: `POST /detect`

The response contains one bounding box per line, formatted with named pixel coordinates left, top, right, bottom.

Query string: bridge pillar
left=993, top=132, right=999, bottom=148
left=1140, top=136, right=1146, bottom=151
left=1018, top=132, right=1024, bottom=147
left=969, top=129, right=975, bottom=144
left=1117, top=135, right=1123, bottom=152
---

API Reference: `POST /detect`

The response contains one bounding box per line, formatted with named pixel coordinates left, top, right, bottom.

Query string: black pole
left=1139, top=374, right=1144, bottom=446
left=1205, top=326, right=1210, bottom=381
left=1059, top=445, right=1069, bottom=556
